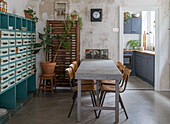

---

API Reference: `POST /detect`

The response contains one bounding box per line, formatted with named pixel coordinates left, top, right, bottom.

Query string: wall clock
left=91, top=9, right=102, bottom=22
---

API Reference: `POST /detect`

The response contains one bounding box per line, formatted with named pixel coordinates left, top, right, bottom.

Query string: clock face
left=91, top=9, right=102, bottom=22
left=93, top=11, right=100, bottom=19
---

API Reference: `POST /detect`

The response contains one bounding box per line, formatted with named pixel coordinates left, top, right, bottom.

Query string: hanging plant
left=124, top=12, right=131, bottom=24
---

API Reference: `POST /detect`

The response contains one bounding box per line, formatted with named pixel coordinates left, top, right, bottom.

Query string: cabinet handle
left=17, top=71, right=21, bottom=73
left=10, top=34, right=14, bottom=36
left=17, top=34, right=21, bottom=36
left=23, top=62, right=26, bottom=64
left=3, top=60, right=8, bottom=62
left=19, top=49, right=23, bottom=51
left=10, top=42, right=15, bottom=44
left=2, top=68, right=8, bottom=71
left=2, top=51, right=7, bottom=54
left=10, top=73, right=14, bottom=76
left=23, top=55, right=26, bottom=57
left=2, top=42, right=8, bottom=45
left=9, top=81, right=15, bottom=85
left=10, top=66, right=14, bottom=68
left=17, top=78, right=21, bottom=81
left=23, top=75, right=27, bottom=77
left=18, top=63, right=21, bottom=66
left=3, top=34, right=8, bottom=36
left=11, top=58, right=15, bottom=60
left=2, top=85, right=8, bottom=89
left=23, top=68, right=26, bottom=71
left=11, top=50, right=15, bottom=52
left=17, top=56, right=21, bottom=59
left=3, top=77, right=8, bottom=80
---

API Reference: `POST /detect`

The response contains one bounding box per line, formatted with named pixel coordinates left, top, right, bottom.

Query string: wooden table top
left=75, top=59, right=122, bottom=80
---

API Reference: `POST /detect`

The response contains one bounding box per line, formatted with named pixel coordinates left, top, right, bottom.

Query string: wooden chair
left=98, top=68, right=131, bottom=119
left=38, top=73, right=57, bottom=97
left=100, top=62, right=126, bottom=85
left=72, top=61, right=78, bottom=71
left=66, top=68, right=97, bottom=118
left=69, top=64, right=95, bottom=85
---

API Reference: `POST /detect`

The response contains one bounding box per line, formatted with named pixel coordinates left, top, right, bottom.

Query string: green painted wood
left=0, top=87, right=16, bottom=109
left=16, top=80, right=27, bottom=99
left=27, top=74, right=36, bottom=92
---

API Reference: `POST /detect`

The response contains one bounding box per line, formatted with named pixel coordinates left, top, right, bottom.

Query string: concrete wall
left=6, top=0, right=170, bottom=90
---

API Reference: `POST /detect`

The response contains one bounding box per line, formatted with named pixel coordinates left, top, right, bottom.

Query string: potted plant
left=67, top=10, right=83, bottom=30
left=124, top=12, right=131, bottom=24
left=34, top=26, right=72, bottom=74
left=126, top=40, right=140, bottom=50
left=24, top=8, right=39, bottom=22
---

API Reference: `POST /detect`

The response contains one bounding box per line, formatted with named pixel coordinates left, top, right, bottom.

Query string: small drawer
left=27, top=52, right=31, bottom=57
left=9, top=47, right=16, bottom=54
left=16, top=69, right=22, bottom=75
left=23, top=39, right=28, bottom=45
left=0, top=31, right=9, bottom=38
left=32, top=33, right=35, bottom=38
left=0, top=74, right=9, bottom=83
left=27, top=70, right=32, bottom=76
left=16, top=40, right=22, bottom=46
left=0, top=40, right=8, bottom=47
left=27, top=64, right=32, bottom=70
left=22, top=33, right=27, bottom=38
left=0, top=48, right=8, bottom=56
left=8, top=79, right=15, bottom=87
left=8, top=63, right=15, bottom=70
left=9, top=32, right=15, bottom=38
left=27, top=58, right=32, bottom=63
left=27, top=46, right=32, bottom=51
left=16, top=61, right=22, bottom=68
left=32, top=56, right=36, bottom=62
left=9, top=71, right=15, bottom=79
left=22, top=59, right=27, bottom=65
left=0, top=57, right=8, bottom=65
left=16, top=75, right=22, bottom=83
left=9, top=40, right=15, bottom=46
left=31, top=69, right=36, bottom=74
left=16, top=32, right=21, bottom=38
left=32, top=39, right=36, bottom=44
left=32, top=63, right=36, bottom=69
left=16, top=54, right=22, bottom=60
left=27, top=33, right=32, bottom=38
left=0, top=65, right=8, bottom=74
left=27, top=40, right=32, bottom=45
left=22, top=66, right=27, bottom=72
left=9, top=55, right=16, bottom=62
left=0, top=82, right=8, bottom=92
left=22, top=46, right=27, bottom=52
left=16, top=47, right=23, bottom=53
left=22, top=53, right=26, bottom=58
left=22, top=73, right=27, bottom=79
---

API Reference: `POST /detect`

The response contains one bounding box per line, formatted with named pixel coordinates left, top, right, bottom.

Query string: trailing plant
left=124, top=12, right=131, bottom=24
left=24, top=8, right=39, bottom=22
left=126, top=40, right=140, bottom=50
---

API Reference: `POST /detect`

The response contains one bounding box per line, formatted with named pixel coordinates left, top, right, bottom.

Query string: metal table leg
left=77, top=79, right=81, bottom=121
left=115, top=80, right=119, bottom=123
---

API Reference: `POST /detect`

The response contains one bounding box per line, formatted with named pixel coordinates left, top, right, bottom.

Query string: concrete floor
left=6, top=77, right=170, bottom=124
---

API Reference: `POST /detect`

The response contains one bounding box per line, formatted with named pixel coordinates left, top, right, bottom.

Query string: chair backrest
left=69, top=64, right=76, bottom=76
left=120, top=68, right=131, bottom=92
left=65, top=68, right=75, bottom=91
left=72, top=61, right=78, bottom=71
left=116, top=61, right=125, bottom=73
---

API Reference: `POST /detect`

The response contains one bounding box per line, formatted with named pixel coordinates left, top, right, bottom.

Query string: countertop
left=124, top=49, right=155, bottom=55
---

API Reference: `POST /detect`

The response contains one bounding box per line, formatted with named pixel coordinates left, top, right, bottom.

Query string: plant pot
left=124, top=13, right=129, bottom=18
left=40, top=62, right=56, bottom=74
left=71, top=15, right=77, bottom=20
left=25, top=12, right=31, bottom=19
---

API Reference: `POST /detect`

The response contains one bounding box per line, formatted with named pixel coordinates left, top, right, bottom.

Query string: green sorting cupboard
left=0, top=11, right=36, bottom=110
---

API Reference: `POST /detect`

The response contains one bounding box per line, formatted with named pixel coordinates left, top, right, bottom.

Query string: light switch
left=113, top=28, right=119, bottom=32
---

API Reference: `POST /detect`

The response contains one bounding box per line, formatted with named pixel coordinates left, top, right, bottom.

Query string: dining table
left=75, top=59, right=123, bottom=123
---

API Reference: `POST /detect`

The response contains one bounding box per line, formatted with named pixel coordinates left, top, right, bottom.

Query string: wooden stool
left=38, top=73, right=57, bottom=97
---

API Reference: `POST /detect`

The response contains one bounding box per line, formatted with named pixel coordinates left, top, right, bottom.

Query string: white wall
left=6, top=0, right=170, bottom=90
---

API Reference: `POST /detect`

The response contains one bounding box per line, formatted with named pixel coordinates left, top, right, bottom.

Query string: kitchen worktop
left=124, top=49, right=155, bottom=55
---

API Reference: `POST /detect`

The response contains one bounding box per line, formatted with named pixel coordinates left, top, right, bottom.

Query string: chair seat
left=73, top=85, right=95, bottom=91
left=41, top=73, right=55, bottom=77
left=100, top=80, right=116, bottom=85
left=76, top=80, right=95, bottom=85
left=101, top=85, right=124, bottom=93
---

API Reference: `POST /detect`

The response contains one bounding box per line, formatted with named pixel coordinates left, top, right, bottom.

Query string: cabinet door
left=124, top=18, right=132, bottom=34
left=131, top=18, right=142, bottom=34
left=145, top=54, right=154, bottom=82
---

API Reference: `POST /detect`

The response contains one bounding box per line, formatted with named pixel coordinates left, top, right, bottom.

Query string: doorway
left=119, top=6, right=160, bottom=91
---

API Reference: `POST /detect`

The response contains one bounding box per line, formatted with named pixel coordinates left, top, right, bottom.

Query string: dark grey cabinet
left=135, top=52, right=155, bottom=86
left=124, top=17, right=142, bottom=34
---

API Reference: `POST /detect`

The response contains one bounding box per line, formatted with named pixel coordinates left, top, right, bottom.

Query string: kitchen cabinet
left=124, top=17, right=142, bottom=34
left=135, top=52, right=155, bottom=86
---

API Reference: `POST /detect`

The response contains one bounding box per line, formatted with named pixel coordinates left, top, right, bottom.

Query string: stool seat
left=38, top=73, right=57, bottom=97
